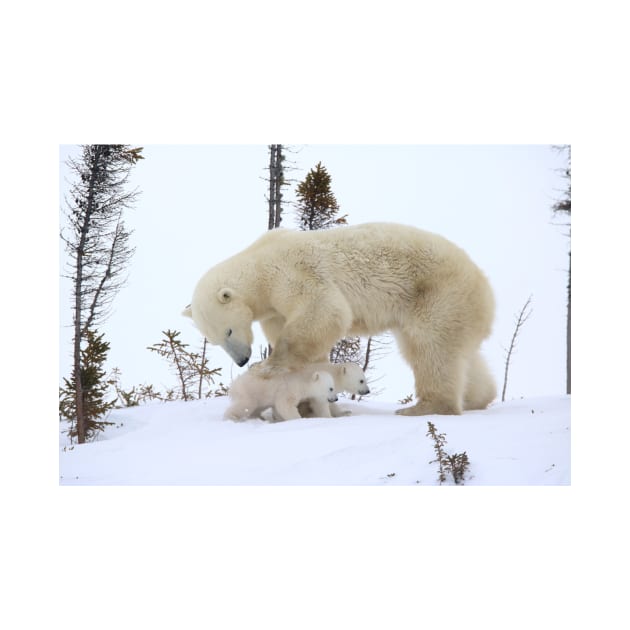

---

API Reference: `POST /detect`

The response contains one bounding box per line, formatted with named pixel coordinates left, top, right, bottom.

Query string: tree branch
left=501, top=295, right=533, bottom=402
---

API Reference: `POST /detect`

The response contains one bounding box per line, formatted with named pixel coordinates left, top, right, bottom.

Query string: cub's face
left=184, top=287, right=253, bottom=366
left=340, top=364, right=370, bottom=395
left=312, top=371, right=338, bottom=403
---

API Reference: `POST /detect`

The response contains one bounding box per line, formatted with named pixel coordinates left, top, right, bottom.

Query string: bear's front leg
left=307, top=397, right=333, bottom=418
left=329, top=402, right=351, bottom=417
left=267, top=327, right=328, bottom=368
left=273, top=396, right=302, bottom=422
left=267, top=295, right=352, bottom=368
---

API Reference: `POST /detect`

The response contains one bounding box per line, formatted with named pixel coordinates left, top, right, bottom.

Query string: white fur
left=224, top=364, right=337, bottom=422
left=187, top=223, right=496, bottom=416
left=297, top=362, right=370, bottom=418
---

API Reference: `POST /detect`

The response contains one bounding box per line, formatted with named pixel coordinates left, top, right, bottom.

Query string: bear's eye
left=360, top=379, right=365, bottom=384
left=226, top=328, right=232, bottom=338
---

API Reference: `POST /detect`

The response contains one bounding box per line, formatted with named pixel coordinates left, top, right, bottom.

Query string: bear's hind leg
left=224, top=402, right=250, bottom=421
left=463, top=351, right=497, bottom=410
left=394, top=331, right=467, bottom=416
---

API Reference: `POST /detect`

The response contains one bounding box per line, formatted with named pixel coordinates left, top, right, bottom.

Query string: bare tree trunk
left=274, top=145, right=283, bottom=228
left=73, top=247, right=85, bottom=442
left=274, top=147, right=282, bottom=229
left=199, top=338, right=207, bottom=399
left=362, top=336, right=373, bottom=373
left=551, top=145, right=570, bottom=396
left=72, top=330, right=85, bottom=444
left=73, top=146, right=103, bottom=443
left=167, top=333, right=189, bottom=401
left=267, top=145, right=283, bottom=229
left=268, top=145, right=276, bottom=230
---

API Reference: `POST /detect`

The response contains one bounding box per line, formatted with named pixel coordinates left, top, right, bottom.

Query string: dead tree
left=552, top=145, right=571, bottom=394
left=267, top=144, right=285, bottom=229
left=501, top=295, right=533, bottom=402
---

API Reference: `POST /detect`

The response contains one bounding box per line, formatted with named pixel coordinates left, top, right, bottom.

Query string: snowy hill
left=59, top=395, right=570, bottom=485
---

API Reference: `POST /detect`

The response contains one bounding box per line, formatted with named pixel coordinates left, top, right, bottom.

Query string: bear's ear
left=217, top=288, right=233, bottom=304
left=312, top=372, right=321, bottom=382
left=182, top=304, right=192, bottom=318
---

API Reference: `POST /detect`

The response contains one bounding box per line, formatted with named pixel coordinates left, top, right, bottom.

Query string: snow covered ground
left=59, top=395, right=570, bottom=485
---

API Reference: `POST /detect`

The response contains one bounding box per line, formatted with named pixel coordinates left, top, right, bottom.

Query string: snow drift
left=59, top=395, right=570, bottom=485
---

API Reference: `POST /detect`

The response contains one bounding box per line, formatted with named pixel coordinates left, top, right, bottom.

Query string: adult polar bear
left=184, top=222, right=496, bottom=416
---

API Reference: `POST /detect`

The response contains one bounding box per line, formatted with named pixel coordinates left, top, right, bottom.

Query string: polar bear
left=297, top=362, right=370, bottom=418
left=184, top=222, right=496, bottom=416
left=224, top=364, right=338, bottom=422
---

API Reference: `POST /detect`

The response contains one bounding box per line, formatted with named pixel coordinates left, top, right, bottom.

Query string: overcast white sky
left=59, top=144, right=569, bottom=402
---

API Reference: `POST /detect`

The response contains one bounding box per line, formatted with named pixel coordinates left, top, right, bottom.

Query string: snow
left=59, top=395, right=570, bottom=485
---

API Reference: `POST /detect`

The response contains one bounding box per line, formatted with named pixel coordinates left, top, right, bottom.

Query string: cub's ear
left=217, top=288, right=234, bottom=304
left=312, top=372, right=321, bottom=382
left=182, top=304, right=192, bottom=318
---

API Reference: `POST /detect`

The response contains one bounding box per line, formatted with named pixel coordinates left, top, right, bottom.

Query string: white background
left=3, top=0, right=628, bottom=629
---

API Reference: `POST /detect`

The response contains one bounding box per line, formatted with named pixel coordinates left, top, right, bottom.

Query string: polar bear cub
left=224, top=363, right=338, bottom=422
left=298, top=362, right=370, bottom=418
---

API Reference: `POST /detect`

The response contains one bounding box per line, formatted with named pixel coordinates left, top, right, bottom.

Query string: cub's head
left=312, top=371, right=338, bottom=403
left=339, top=363, right=370, bottom=396
left=182, top=286, right=253, bottom=367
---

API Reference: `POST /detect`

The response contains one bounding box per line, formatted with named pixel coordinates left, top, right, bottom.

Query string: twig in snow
left=501, top=295, right=533, bottom=402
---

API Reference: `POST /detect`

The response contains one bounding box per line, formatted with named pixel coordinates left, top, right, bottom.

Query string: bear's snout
left=223, top=337, right=252, bottom=367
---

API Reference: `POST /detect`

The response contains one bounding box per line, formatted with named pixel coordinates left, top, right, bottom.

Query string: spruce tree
left=59, top=329, right=116, bottom=441
left=60, top=144, right=143, bottom=443
left=295, top=162, right=347, bottom=230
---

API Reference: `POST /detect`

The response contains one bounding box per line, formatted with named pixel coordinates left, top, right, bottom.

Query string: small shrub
left=426, top=421, right=470, bottom=485
left=147, top=329, right=223, bottom=401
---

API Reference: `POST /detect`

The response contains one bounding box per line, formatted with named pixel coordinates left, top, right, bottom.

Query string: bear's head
left=340, top=363, right=370, bottom=396
left=182, top=287, right=253, bottom=367
left=312, top=371, right=338, bottom=403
